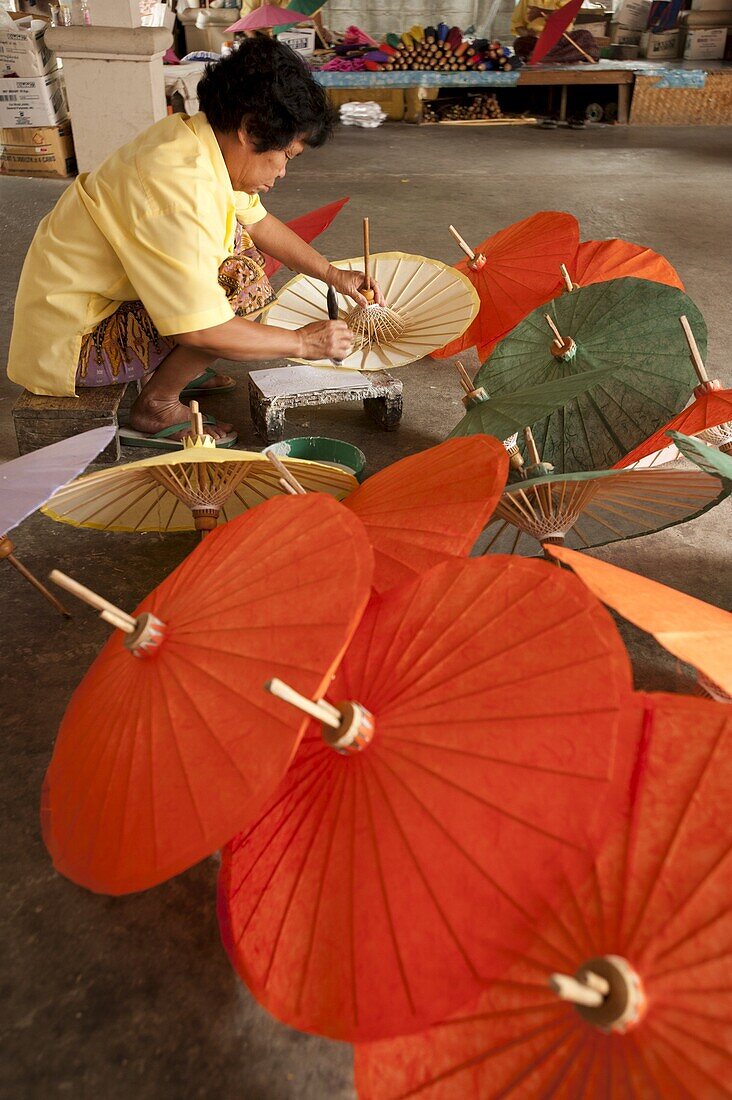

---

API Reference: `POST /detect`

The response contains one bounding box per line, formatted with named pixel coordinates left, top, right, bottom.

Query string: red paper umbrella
left=42, top=495, right=373, bottom=895
left=354, top=691, right=732, bottom=1099
left=343, top=436, right=509, bottom=593
left=262, top=198, right=349, bottom=279
left=530, top=0, right=585, bottom=65
left=617, top=316, right=732, bottom=468
left=432, top=213, right=580, bottom=362
left=218, top=555, right=632, bottom=1041
left=570, top=238, right=684, bottom=293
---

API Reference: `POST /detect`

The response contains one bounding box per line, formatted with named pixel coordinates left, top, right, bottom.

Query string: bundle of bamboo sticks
left=361, top=25, right=520, bottom=73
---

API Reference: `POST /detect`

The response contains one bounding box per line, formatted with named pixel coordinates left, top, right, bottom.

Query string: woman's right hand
left=296, top=320, right=353, bottom=361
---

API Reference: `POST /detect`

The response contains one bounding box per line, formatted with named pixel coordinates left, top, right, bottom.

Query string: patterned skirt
left=76, top=224, right=276, bottom=387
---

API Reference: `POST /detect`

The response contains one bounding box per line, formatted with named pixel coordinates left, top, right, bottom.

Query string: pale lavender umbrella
left=1, top=427, right=115, bottom=617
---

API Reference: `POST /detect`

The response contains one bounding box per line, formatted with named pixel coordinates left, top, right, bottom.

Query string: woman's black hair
left=198, top=35, right=335, bottom=151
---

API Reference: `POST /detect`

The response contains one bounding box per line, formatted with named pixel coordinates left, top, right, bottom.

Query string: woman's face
left=232, top=130, right=305, bottom=194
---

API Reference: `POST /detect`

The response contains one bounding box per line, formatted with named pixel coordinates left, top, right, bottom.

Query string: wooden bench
left=12, top=384, right=127, bottom=464
left=248, top=364, right=403, bottom=444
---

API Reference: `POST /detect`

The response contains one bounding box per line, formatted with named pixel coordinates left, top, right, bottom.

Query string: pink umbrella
left=530, top=0, right=587, bottom=65
left=226, top=5, right=311, bottom=33
left=1, top=426, right=115, bottom=617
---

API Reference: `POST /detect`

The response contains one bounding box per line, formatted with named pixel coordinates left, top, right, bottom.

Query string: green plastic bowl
left=264, top=436, right=367, bottom=482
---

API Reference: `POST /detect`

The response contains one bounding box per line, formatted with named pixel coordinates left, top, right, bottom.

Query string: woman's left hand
left=327, top=265, right=386, bottom=308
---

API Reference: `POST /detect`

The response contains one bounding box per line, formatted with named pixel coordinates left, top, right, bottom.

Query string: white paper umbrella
left=261, top=252, right=480, bottom=372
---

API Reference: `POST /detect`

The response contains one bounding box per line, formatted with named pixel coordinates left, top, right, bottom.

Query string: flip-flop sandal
left=119, top=415, right=238, bottom=450
left=180, top=367, right=237, bottom=396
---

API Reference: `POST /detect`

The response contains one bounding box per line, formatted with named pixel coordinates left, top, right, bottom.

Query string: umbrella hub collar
left=462, top=386, right=489, bottom=411
left=184, top=434, right=216, bottom=450
left=468, top=253, right=486, bottom=272
left=551, top=955, right=645, bottom=1034
left=124, top=612, right=167, bottom=658
left=322, top=700, right=375, bottom=755
left=550, top=336, right=577, bottom=361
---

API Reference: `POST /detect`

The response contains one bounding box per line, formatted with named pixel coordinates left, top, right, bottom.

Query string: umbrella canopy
left=530, top=0, right=585, bottom=64
left=448, top=364, right=622, bottom=447
left=354, top=692, right=732, bottom=1100
left=42, top=435, right=356, bottom=534
left=432, top=212, right=580, bottom=362
left=343, top=436, right=509, bottom=593
left=546, top=545, right=732, bottom=697
left=262, top=198, right=349, bottom=279
left=226, top=5, right=310, bottom=33
left=42, top=494, right=374, bottom=895
left=476, top=428, right=730, bottom=558
left=0, top=426, right=115, bottom=534
left=262, top=252, right=479, bottom=372
left=477, top=278, right=703, bottom=472
left=218, top=555, right=633, bottom=1041
left=0, top=426, right=115, bottom=617
left=569, top=238, right=684, bottom=293
left=616, top=318, right=732, bottom=466
left=671, top=428, right=732, bottom=479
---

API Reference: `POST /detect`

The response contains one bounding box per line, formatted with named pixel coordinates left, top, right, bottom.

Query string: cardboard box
left=278, top=27, right=316, bottom=57
left=0, top=70, right=66, bottom=127
left=640, top=29, right=680, bottom=56
left=610, top=23, right=642, bottom=43
left=614, top=0, right=651, bottom=30
left=0, top=13, right=56, bottom=77
left=683, top=25, right=728, bottom=56
left=0, top=118, right=75, bottom=177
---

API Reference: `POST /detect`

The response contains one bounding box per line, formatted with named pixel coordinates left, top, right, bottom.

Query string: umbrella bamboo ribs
left=549, top=956, right=645, bottom=1033
left=265, top=677, right=375, bottom=755
left=49, top=569, right=165, bottom=656
left=345, top=218, right=406, bottom=350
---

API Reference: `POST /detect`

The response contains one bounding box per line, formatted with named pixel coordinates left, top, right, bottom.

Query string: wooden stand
left=13, top=384, right=128, bottom=465
left=248, top=365, right=403, bottom=443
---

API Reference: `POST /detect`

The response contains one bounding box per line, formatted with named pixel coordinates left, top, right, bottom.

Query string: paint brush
left=327, top=285, right=343, bottom=366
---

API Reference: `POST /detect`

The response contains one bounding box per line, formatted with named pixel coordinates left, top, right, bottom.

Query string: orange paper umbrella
left=354, top=691, right=732, bottom=1099
left=343, top=436, right=509, bottom=593
left=432, top=213, right=580, bottom=362
left=218, top=555, right=632, bottom=1041
left=569, top=238, right=684, bottom=293
left=546, top=545, right=732, bottom=698
left=616, top=316, right=732, bottom=468
left=42, top=495, right=373, bottom=895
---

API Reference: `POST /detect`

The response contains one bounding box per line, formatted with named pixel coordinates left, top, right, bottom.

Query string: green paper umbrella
left=448, top=362, right=623, bottom=450
left=476, top=278, right=703, bottom=472
left=670, top=430, right=732, bottom=481
left=476, top=427, right=730, bottom=558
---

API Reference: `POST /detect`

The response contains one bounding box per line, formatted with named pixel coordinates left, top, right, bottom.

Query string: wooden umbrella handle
left=524, top=426, right=542, bottom=466
left=679, top=315, right=709, bottom=383
left=49, top=569, right=137, bottom=628
left=448, top=224, right=476, bottom=261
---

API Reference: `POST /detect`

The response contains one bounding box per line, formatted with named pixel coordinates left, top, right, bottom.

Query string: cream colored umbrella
left=42, top=404, right=357, bottom=534
left=261, top=250, right=480, bottom=372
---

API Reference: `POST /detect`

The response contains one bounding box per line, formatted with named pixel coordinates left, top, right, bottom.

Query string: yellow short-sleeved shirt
left=510, top=0, right=576, bottom=37
left=8, top=112, right=267, bottom=397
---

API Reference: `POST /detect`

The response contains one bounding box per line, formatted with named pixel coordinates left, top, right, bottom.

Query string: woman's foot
left=129, top=393, right=233, bottom=443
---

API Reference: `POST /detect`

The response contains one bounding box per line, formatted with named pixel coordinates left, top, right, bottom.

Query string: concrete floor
left=1, top=123, right=731, bottom=1098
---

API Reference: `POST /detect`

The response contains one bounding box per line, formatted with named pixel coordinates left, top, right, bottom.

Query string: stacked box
left=0, top=119, right=76, bottom=177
